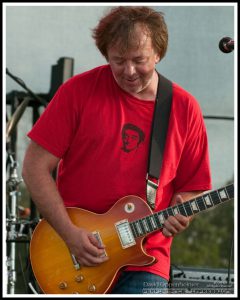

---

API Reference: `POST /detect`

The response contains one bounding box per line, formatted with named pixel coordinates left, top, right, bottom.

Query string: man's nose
left=124, top=61, right=136, bottom=76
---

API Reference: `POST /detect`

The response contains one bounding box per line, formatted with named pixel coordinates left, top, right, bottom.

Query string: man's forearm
left=22, top=170, right=75, bottom=242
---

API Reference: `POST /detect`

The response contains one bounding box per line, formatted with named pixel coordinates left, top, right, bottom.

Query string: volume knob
left=59, top=281, right=68, bottom=289
left=88, top=284, right=96, bottom=293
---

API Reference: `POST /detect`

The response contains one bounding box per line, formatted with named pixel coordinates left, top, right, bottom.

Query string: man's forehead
left=109, top=36, right=153, bottom=57
left=108, top=23, right=153, bottom=55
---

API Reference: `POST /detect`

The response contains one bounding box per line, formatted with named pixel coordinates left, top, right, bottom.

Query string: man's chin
left=121, top=84, right=142, bottom=96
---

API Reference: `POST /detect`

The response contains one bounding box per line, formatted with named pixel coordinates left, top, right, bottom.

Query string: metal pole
left=6, top=154, right=23, bottom=294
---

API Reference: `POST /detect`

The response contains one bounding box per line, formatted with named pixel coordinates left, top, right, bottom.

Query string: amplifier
left=169, top=266, right=234, bottom=294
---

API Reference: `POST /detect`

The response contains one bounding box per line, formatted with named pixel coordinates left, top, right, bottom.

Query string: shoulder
left=172, top=82, right=203, bottom=116
left=173, top=82, right=197, bottom=104
left=63, top=64, right=111, bottom=88
left=52, top=64, right=112, bottom=101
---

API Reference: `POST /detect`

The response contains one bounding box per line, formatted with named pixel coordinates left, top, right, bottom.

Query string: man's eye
left=135, top=59, right=145, bottom=64
left=115, top=60, right=124, bottom=65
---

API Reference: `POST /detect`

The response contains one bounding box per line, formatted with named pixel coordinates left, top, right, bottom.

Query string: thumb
left=175, top=194, right=184, bottom=205
left=175, top=195, right=194, bottom=222
left=88, top=233, right=105, bottom=249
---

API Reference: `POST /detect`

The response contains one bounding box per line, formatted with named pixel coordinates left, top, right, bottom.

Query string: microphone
left=219, top=37, right=234, bottom=53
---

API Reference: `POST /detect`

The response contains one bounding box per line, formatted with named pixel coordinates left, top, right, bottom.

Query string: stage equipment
left=48, top=57, right=74, bottom=98
left=5, top=57, right=74, bottom=294
left=169, top=265, right=234, bottom=294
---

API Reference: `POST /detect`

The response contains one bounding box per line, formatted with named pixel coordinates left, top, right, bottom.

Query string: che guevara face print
left=121, top=123, right=145, bottom=153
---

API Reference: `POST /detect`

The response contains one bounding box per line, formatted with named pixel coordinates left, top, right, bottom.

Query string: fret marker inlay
left=219, top=189, right=228, bottom=200
left=204, top=195, right=212, bottom=206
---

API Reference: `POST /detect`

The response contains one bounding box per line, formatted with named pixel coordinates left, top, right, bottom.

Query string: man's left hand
left=162, top=194, right=193, bottom=237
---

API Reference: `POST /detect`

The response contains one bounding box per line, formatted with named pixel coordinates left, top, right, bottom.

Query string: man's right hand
left=65, top=225, right=109, bottom=266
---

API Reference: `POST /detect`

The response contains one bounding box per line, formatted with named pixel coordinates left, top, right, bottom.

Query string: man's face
left=122, top=128, right=140, bottom=152
left=107, top=23, right=160, bottom=99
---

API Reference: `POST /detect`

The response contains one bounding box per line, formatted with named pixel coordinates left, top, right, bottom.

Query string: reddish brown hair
left=92, top=6, right=168, bottom=61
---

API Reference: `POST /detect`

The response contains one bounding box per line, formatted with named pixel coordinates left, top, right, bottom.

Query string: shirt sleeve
left=27, top=81, right=79, bottom=158
left=173, top=98, right=212, bottom=192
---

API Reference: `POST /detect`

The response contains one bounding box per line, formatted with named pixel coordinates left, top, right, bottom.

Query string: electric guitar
left=30, top=183, right=234, bottom=294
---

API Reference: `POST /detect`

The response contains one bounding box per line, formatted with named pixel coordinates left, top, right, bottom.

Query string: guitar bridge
left=92, top=231, right=108, bottom=258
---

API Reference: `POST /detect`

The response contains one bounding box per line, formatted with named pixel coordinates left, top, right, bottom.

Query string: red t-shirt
left=28, top=64, right=211, bottom=280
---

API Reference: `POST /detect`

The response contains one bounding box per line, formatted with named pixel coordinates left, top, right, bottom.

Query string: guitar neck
left=129, top=183, right=234, bottom=238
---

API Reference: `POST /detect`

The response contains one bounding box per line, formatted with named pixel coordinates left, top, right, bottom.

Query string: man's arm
left=162, top=191, right=204, bottom=237
left=22, top=141, right=108, bottom=266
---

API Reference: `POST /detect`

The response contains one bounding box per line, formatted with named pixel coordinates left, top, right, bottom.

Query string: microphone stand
left=5, top=69, right=47, bottom=294
left=6, top=68, right=48, bottom=107
left=6, top=153, right=23, bottom=294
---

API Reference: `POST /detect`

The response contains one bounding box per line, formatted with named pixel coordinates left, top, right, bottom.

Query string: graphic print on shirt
left=121, top=123, right=145, bottom=153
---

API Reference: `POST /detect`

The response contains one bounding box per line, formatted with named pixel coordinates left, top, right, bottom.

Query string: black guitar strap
left=146, top=73, right=173, bottom=209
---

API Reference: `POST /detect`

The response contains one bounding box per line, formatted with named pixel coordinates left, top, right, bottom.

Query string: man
left=22, top=6, right=211, bottom=294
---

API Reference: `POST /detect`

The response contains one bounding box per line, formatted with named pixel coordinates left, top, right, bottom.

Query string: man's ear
left=155, top=54, right=160, bottom=64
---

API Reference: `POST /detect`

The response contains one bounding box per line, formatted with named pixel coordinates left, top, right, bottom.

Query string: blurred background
left=3, top=3, right=236, bottom=295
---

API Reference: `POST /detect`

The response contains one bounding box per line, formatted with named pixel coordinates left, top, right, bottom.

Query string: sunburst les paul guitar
left=30, top=183, right=234, bottom=294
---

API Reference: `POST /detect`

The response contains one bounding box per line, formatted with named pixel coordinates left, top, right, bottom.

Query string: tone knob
left=88, top=284, right=96, bottom=292
left=59, top=281, right=68, bottom=289
left=75, top=275, right=84, bottom=282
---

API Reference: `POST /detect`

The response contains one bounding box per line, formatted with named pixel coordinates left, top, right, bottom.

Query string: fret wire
left=146, top=216, right=154, bottom=231
left=163, top=210, right=169, bottom=220
left=203, top=194, right=213, bottom=207
left=183, top=202, right=193, bottom=216
left=226, top=184, right=234, bottom=199
left=200, top=196, right=207, bottom=210
left=129, top=223, right=136, bottom=238
left=138, top=219, right=147, bottom=235
left=225, top=187, right=230, bottom=199
left=142, top=218, right=150, bottom=232
left=189, top=201, right=196, bottom=214
left=149, top=215, right=157, bottom=229
left=135, top=220, right=143, bottom=236
left=167, top=207, right=174, bottom=216
left=201, top=198, right=207, bottom=208
left=153, top=213, right=162, bottom=228
left=196, top=196, right=206, bottom=211
left=178, top=203, right=188, bottom=216
left=157, top=212, right=165, bottom=224
left=218, top=187, right=231, bottom=203
left=132, top=221, right=140, bottom=237
left=189, top=199, right=200, bottom=213
left=210, top=191, right=221, bottom=205
left=172, top=205, right=180, bottom=215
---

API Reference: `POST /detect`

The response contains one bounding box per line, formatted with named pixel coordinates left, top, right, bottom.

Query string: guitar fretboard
left=129, top=183, right=234, bottom=238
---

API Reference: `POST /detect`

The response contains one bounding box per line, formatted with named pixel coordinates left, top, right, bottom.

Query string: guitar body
left=30, top=195, right=156, bottom=294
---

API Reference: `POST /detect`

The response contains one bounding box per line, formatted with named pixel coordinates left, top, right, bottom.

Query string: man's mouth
left=125, top=77, right=139, bottom=82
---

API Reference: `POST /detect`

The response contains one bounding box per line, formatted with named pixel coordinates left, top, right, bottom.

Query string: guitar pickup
left=92, top=231, right=108, bottom=258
